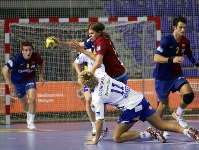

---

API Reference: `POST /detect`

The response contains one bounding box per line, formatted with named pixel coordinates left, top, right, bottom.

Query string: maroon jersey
left=94, top=36, right=125, bottom=78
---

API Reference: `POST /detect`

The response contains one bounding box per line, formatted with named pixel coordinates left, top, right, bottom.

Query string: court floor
left=0, top=120, right=199, bottom=150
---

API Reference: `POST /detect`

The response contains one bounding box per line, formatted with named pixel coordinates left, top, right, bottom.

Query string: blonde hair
left=78, top=71, right=98, bottom=89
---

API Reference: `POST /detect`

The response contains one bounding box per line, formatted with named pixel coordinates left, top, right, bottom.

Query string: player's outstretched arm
left=71, top=42, right=96, bottom=61
left=50, top=36, right=85, bottom=49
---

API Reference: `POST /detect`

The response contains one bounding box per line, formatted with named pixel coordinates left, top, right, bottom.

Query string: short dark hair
left=173, top=17, right=186, bottom=27
left=21, top=41, right=34, bottom=50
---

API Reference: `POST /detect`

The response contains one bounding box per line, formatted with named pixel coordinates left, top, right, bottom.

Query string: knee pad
left=183, top=93, right=194, bottom=104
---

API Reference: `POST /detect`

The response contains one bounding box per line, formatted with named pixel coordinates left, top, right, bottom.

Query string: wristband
left=168, top=57, right=174, bottom=63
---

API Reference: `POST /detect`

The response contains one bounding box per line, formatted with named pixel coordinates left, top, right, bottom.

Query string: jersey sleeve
left=6, top=55, right=19, bottom=70
left=155, top=37, right=169, bottom=56
left=75, top=53, right=89, bottom=64
left=84, top=39, right=93, bottom=49
left=35, top=53, right=43, bottom=65
left=95, top=39, right=107, bottom=55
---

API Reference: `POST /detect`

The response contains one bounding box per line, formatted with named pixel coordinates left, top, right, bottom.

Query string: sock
left=26, top=111, right=30, bottom=119
left=29, top=114, right=35, bottom=122
left=183, top=129, right=191, bottom=137
left=91, top=122, right=96, bottom=129
left=176, top=107, right=184, bottom=116
left=140, top=131, right=151, bottom=138
left=102, top=119, right=106, bottom=130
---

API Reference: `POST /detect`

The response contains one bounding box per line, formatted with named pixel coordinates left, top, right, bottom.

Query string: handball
left=45, top=37, right=58, bottom=49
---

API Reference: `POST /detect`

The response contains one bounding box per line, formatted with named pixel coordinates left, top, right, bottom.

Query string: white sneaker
left=92, top=127, right=109, bottom=141
left=147, top=127, right=166, bottom=143
left=27, top=121, right=36, bottom=130
left=186, top=126, right=199, bottom=141
left=172, top=111, right=188, bottom=129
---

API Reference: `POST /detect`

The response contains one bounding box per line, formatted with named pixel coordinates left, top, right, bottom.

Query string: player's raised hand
left=71, top=41, right=85, bottom=53
left=173, top=56, right=184, bottom=63
left=50, top=36, right=60, bottom=44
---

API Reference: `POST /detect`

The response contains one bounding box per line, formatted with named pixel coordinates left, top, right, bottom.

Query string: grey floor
left=0, top=120, right=199, bottom=150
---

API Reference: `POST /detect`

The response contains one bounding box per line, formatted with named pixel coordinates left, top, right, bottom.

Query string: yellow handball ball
left=45, top=37, right=58, bottom=50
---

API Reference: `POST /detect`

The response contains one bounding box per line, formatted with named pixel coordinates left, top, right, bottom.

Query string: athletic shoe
left=187, top=126, right=199, bottom=141
left=148, top=126, right=170, bottom=139
left=92, top=127, right=109, bottom=141
left=172, top=111, right=188, bottom=129
left=147, top=127, right=166, bottom=143
left=92, top=127, right=96, bottom=136
left=27, top=121, right=36, bottom=130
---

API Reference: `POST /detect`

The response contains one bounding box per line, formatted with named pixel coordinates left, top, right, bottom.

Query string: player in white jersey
left=78, top=68, right=199, bottom=145
left=72, top=49, right=108, bottom=140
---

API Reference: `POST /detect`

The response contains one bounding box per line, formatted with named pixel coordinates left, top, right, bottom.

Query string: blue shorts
left=15, top=79, right=36, bottom=98
left=155, top=72, right=188, bottom=101
left=117, top=97, right=155, bottom=124
left=114, top=72, right=128, bottom=85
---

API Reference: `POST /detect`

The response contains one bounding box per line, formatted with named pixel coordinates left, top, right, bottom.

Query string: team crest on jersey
left=157, top=46, right=163, bottom=52
left=96, top=46, right=101, bottom=51
left=31, top=65, right=35, bottom=68
left=182, top=44, right=185, bottom=48
left=26, top=64, right=30, bottom=68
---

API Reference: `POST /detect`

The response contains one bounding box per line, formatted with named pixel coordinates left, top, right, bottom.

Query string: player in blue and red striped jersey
left=2, top=41, right=45, bottom=130
left=70, top=22, right=128, bottom=84
left=153, top=17, right=199, bottom=130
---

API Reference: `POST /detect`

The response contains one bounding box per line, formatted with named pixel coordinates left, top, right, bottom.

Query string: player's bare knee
left=29, top=98, right=36, bottom=104
left=183, top=93, right=194, bottom=104
left=113, top=135, right=121, bottom=143
left=160, top=102, right=169, bottom=109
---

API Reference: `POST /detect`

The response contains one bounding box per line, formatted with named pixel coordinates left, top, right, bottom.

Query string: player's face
left=174, top=22, right=186, bottom=36
left=22, top=46, right=33, bottom=60
left=88, top=29, right=100, bottom=42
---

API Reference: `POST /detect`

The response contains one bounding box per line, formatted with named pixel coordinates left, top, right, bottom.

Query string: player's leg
left=172, top=77, right=194, bottom=129
left=25, top=79, right=37, bottom=130
left=113, top=99, right=158, bottom=143
left=84, top=90, right=96, bottom=135
left=156, top=98, right=169, bottom=119
left=26, top=88, right=36, bottom=130
left=15, top=83, right=30, bottom=127
left=147, top=113, right=199, bottom=141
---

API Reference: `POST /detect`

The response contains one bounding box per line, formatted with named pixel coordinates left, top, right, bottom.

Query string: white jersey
left=92, top=68, right=143, bottom=120
left=75, top=49, right=94, bottom=71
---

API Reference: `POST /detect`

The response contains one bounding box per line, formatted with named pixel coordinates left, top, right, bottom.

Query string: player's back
left=93, top=69, right=143, bottom=110
left=94, top=36, right=125, bottom=78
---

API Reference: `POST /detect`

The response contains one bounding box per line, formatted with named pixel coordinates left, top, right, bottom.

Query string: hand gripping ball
left=45, top=37, right=58, bottom=50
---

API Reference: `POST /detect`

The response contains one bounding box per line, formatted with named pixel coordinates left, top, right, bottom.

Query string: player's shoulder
left=181, top=35, right=190, bottom=43
left=161, top=34, right=173, bottom=41
left=12, top=52, right=23, bottom=60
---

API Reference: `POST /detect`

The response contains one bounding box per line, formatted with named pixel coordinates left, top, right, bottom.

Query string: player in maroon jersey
left=2, top=41, right=45, bottom=130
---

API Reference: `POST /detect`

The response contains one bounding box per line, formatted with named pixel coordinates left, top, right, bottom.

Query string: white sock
left=26, top=111, right=30, bottom=118
left=91, top=122, right=96, bottom=128
left=29, top=114, right=35, bottom=122
left=103, top=119, right=106, bottom=130
left=140, top=131, right=151, bottom=138
left=183, top=129, right=190, bottom=137
left=176, top=107, right=184, bottom=116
